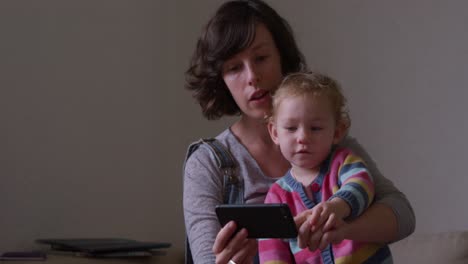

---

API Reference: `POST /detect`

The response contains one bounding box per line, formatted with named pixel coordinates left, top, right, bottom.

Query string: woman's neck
left=231, top=115, right=272, bottom=146
left=231, top=115, right=290, bottom=178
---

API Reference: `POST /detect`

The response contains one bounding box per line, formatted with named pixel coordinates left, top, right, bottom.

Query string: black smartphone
left=215, top=203, right=298, bottom=239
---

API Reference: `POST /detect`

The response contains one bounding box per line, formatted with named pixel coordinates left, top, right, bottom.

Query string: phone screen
left=215, top=203, right=298, bottom=239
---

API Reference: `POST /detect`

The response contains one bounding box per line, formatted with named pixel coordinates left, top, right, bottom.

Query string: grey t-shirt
left=183, top=128, right=415, bottom=264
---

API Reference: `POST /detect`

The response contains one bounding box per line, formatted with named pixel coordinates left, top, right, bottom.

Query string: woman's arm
left=341, top=203, right=399, bottom=242
left=296, top=137, right=416, bottom=250
left=341, top=136, right=416, bottom=241
left=296, top=203, right=399, bottom=250
left=184, top=146, right=257, bottom=264
left=183, top=147, right=224, bottom=263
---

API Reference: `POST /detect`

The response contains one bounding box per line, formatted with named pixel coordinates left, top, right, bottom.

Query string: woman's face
left=221, top=23, right=283, bottom=120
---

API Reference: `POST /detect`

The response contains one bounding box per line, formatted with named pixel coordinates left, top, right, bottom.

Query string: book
left=35, top=238, right=171, bottom=255
left=0, top=251, right=46, bottom=261
left=47, top=249, right=156, bottom=258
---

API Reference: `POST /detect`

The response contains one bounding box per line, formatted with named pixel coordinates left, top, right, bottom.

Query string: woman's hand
left=212, top=221, right=258, bottom=264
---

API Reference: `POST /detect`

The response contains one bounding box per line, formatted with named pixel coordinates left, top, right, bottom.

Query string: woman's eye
left=223, top=62, right=242, bottom=73
left=256, top=55, right=268, bottom=62
left=227, top=65, right=241, bottom=72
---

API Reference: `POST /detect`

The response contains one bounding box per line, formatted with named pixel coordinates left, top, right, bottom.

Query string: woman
left=183, top=1, right=415, bottom=263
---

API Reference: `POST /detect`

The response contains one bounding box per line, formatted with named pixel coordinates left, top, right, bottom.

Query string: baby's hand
left=296, top=199, right=350, bottom=251
left=307, top=202, right=333, bottom=232
left=308, top=198, right=350, bottom=232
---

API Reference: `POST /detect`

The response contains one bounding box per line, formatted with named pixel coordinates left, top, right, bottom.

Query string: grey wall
left=0, top=0, right=226, bottom=257
left=1, top=0, right=467, bottom=257
left=272, top=0, right=468, bottom=234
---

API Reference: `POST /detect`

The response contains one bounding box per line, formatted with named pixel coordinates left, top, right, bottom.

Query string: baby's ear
left=267, top=121, right=280, bottom=145
left=333, top=121, right=348, bottom=145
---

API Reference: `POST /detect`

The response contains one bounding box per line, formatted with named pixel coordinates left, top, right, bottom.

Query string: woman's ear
left=267, top=121, right=280, bottom=145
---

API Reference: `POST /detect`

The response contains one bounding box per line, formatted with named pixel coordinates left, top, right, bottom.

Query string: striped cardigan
left=259, top=147, right=392, bottom=264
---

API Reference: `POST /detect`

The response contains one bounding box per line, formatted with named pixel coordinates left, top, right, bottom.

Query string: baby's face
left=271, top=94, right=338, bottom=171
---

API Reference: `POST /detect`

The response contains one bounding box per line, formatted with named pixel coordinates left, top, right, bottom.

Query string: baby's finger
left=297, top=217, right=312, bottom=249
left=294, top=209, right=312, bottom=229
left=315, top=207, right=331, bottom=228
left=322, top=213, right=337, bottom=232
left=308, top=208, right=322, bottom=231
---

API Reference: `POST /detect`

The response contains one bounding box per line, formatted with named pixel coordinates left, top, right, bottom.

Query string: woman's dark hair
left=185, top=0, right=307, bottom=120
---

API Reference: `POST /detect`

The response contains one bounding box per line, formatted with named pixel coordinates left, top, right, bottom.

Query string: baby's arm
left=330, top=148, right=375, bottom=219
left=306, top=149, right=374, bottom=235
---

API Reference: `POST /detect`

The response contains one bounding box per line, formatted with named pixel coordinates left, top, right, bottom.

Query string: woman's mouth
left=250, top=91, right=268, bottom=101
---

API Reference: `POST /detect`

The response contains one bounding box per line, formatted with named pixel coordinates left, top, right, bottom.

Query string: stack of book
left=36, top=238, right=171, bottom=258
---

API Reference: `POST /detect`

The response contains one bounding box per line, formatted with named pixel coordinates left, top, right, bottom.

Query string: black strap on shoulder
left=184, top=138, right=242, bottom=204
left=201, top=139, right=237, bottom=186
left=199, top=138, right=236, bottom=169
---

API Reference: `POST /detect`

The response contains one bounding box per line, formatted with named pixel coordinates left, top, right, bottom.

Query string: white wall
left=1, top=0, right=467, bottom=258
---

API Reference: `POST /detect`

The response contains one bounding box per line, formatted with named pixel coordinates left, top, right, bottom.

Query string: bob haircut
left=185, top=0, right=307, bottom=120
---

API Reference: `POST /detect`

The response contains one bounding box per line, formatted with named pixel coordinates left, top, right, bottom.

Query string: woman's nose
left=246, top=63, right=259, bottom=86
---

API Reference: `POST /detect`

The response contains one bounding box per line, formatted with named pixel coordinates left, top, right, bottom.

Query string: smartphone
left=215, top=203, right=297, bottom=239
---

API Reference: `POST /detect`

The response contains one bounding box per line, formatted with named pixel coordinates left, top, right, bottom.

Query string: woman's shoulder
left=339, top=135, right=359, bottom=149
left=184, top=129, right=235, bottom=169
left=215, top=128, right=247, bottom=157
left=338, top=135, right=384, bottom=180
left=339, top=135, right=369, bottom=159
left=214, top=128, right=233, bottom=144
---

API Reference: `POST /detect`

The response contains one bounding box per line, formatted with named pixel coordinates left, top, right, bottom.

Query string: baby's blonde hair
left=270, top=72, right=351, bottom=130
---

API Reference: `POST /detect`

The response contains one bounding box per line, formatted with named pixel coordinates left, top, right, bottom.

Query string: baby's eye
left=311, top=126, right=323, bottom=131
left=285, top=126, right=297, bottom=132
